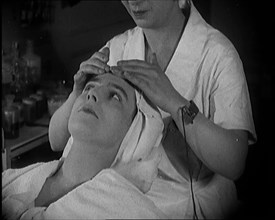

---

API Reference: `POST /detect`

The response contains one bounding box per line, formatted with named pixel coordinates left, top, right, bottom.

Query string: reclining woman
left=2, top=73, right=165, bottom=219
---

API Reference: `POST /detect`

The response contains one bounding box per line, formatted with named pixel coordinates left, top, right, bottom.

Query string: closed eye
left=111, top=92, right=121, bottom=102
left=83, top=84, right=95, bottom=92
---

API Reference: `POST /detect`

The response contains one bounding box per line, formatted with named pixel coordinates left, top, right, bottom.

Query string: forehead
left=87, top=73, right=136, bottom=99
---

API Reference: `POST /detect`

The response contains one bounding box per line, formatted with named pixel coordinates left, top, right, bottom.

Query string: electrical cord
left=181, top=107, right=199, bottom=220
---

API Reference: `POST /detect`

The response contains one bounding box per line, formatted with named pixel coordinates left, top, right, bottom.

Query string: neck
left=143, top=9, right=185, bottom=54
left=58, top=138, right=117, bottom=188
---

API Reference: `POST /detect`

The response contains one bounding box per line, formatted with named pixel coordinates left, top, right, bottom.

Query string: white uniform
left=103, top=2, right=256, bottom=219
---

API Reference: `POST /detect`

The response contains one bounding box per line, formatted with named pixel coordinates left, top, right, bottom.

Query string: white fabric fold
left=2, top=162, right=167, bottom=219
left=111, top=92, right=163, bottom=193
left=20, top=169, right=166, bottom=219
left=111, top=91, right=163, bottom=165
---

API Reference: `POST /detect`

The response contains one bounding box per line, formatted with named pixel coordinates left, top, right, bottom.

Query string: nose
left=87, top=91, right=97, bottom=102
left=128, top=0, right=144, bottom=7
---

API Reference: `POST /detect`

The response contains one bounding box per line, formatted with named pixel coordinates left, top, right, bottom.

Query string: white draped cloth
left=2, top=88, right=166, bottom=219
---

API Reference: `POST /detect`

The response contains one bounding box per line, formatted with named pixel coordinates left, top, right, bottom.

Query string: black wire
left=181, top=107, right=198, bottom=220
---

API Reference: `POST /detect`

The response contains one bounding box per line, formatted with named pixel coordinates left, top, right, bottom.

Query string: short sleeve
left=210, top=48, right=257, bottom=145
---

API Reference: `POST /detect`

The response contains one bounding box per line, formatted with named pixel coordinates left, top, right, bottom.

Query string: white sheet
left=2, top=161, right=166, bottom=219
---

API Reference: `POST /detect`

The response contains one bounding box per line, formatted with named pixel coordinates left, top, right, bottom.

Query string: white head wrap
left=111, top=91, right=163, bottom=165
left=111, top=90, right=164, bottom=193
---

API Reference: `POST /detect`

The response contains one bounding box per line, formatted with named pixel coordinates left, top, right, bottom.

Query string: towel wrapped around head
left=112, top=90, right=163, bottom=164
left=112, top=90, right=164, bottom=193
left=62, top=90, right=164, bottom=193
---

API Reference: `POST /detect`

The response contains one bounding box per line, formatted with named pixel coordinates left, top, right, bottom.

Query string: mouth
left=79, top=106, right=98, bottom=119
left=132, top=10, right=147, bottom=18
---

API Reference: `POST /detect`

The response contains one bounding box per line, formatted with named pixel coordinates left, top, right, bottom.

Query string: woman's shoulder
left=204, top=25, right=239, bottom=59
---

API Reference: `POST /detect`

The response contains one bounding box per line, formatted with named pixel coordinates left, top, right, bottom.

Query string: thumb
left=100, top=47, right=110, bottom=57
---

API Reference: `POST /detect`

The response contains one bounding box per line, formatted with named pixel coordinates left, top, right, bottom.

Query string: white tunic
left=103, top=3, right=256, bottom=219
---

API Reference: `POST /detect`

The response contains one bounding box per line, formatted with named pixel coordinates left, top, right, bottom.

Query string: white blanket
left=2, top=160, right=166, bottom=219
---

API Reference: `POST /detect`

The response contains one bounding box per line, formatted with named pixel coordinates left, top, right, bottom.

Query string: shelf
left=2, top=114, right=51, bottom=171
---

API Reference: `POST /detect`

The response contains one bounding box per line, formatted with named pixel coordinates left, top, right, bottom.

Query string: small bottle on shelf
left=2, top=49, right=13, bottom=98
left=10, top=41, right=28, bottom=102
left=23, top=40, right=41, bottom=86
left=2, top=95, right=20, bottom=139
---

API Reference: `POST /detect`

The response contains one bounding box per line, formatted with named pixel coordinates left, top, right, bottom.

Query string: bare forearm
left=49, top=92, right=79, bottom=151
left=171, top=100, right=248, bottom=180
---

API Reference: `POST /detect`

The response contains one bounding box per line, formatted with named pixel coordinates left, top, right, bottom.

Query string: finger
left=117, top=65, right=154, bottom=77
left=110, top=66, right=124, bottom=76
left=74, top=71, right=87, bottom=85
left=98, top=47, right=110, bottom=63
left=117, top=59, right=152, bottom=68
left=91, top=52, right=108, bottom=65
left=92, top=52, right=110, bottom=72
left=80, top=64, right=105, bottom=74
left=88, top=58, right=109, bottom=71
left=123, top=71, right=150, bottom=91
left=99, top=47, right=110, bottom=58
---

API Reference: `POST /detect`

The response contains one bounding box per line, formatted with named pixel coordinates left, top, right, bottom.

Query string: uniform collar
left=167, top=2, right=209, bottom=70
left=124, top=2, right=209, bottom=73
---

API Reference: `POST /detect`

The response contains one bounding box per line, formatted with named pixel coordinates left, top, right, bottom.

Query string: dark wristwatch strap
left=180, top=100, right=199, bottom=124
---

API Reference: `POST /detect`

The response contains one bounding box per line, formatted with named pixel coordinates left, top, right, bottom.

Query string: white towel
left=111, top=91, right=164, bottom=193
left=21, top=169, right=167, bottom=219
left=2, top=161, right=167, bottom=219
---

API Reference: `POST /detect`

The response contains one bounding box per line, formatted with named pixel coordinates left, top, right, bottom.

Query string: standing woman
left=49, top=0, right=256, bottom=218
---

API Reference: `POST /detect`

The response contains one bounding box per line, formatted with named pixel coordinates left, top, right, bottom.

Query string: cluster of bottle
left=2, top=40, right=44, bottom=139
left=2, top=91, right=48, bottom=139
left=2, top=40, right=41, bottom=99
left=20, top=0, right=53, bottom=28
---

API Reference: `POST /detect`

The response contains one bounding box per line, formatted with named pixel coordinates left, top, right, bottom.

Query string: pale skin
left=49, top=0, right=248, bottom=181
left=36, top=74, right=136, bottom=207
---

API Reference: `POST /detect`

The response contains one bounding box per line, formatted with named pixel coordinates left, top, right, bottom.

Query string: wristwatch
left=180, top=100, right=199, bottom=124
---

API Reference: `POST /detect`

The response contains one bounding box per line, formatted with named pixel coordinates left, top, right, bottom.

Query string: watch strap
left=180, top=100, right=199, bottom=124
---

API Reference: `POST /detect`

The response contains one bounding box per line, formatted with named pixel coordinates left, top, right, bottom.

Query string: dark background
left=2, top=0, right=273, bottom=218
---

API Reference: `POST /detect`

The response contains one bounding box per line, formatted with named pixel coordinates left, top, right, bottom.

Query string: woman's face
left=69, top=73, right=136, bottom=148
left=121, top=0, right=179, bottom=29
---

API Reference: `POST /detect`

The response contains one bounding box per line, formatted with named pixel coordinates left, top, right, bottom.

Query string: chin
left=68, top=119, right=95, bottom=140
left=135, top=21, right=151, bottom=28
left=135, top=20, right=159, bottom=29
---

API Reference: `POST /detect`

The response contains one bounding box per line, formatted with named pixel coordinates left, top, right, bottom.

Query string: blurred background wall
left=2, top=0, right=272, bottom=218
left=2, top=0, right=135, bottom=81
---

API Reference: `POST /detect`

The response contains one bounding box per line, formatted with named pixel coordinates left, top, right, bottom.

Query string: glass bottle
left=23, top=40, right=41, bottom=86
left=2, top=95, right=20, bottom=139
left=2, top=49, right=13, bottom=99
left=10, top=41, right=28, bottom=102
